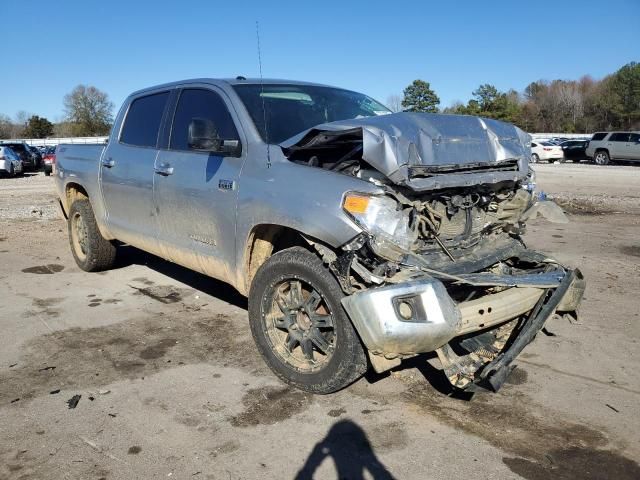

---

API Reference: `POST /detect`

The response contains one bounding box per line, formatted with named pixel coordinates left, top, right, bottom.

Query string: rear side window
left=531, top=142, right=537, bottom=147
left=170, top=88, right=240, bottom=152
left=630, top=133, right=640, bottom=142
left=591, top=132, right=607, bottom=141
left=609, top=133, right=630, bottom=142
left=120, top=92, right=169, bottom=147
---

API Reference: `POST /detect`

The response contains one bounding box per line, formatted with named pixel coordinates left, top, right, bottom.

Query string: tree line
left=389, top=61, right=639, bottom=132
left=2, top=61, right=638, bottom=139
left=0, top=85, right=113, bottom=139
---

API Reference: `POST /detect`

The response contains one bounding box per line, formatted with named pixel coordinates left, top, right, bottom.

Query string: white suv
left=585, top=131, right=640, bottom=165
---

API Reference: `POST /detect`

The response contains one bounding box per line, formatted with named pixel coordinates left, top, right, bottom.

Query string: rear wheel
left=248, top=247, right=367, bottom=394
left=531, top=153, right=539, bottom=163
left=68, top=199, right=116, bottom=271
left=8, top=164, right=15, bottom=177
left=594, top=150, right=610, bottom=165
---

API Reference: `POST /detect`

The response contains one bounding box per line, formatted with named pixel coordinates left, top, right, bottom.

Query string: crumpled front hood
left=281, top=112, right=531, bottom=190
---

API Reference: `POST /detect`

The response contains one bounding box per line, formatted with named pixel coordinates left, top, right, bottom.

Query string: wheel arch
left=240, top=223, right=332, bottom=296
left=63, top=182, right=89, bottom=214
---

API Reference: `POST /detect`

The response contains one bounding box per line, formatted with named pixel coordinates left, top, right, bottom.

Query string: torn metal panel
left=281, top=112, right=531, bottom=188
left=453, top=270, right=566, bottom=288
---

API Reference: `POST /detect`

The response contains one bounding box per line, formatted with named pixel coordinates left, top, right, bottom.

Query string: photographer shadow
left=294, top=420, right=395, bottom=480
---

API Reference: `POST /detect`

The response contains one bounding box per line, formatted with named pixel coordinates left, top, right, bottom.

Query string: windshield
left=233, top=84, right=390, bottom=144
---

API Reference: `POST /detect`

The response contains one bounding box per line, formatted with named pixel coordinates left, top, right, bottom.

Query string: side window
left=531, top=142, right=537, bottom=147
left=591, top=132, right=607, bottom=141
left=120, top=92, right=169, bottom=148
left=609, top=133, right=630, bottom=142
left=630, top=133, right=640, bottom=142
left=170, top=88, right=240, bottom=152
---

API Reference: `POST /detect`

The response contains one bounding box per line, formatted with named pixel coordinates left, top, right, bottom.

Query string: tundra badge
left=218, top=179, right=235, bottom=191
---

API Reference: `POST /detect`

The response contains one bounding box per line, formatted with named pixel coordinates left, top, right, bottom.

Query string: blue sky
left=1, top=0, right=638, bottom=122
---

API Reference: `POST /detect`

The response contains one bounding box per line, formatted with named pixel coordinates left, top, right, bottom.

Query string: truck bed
left=55, top=143, right=106, bottom=215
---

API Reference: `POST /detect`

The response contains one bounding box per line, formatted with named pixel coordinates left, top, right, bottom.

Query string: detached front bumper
left=341, top=267, right=585, bottom=391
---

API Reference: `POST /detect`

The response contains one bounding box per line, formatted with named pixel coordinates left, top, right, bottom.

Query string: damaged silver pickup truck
left=55, top=79, right=585, bottom=394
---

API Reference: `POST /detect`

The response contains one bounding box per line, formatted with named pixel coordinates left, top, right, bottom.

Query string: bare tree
left=0, top=114, right=12, bottom=139
left=385, top=94, right=403, bottom=113
left=63, top=85, right=114, bottom=136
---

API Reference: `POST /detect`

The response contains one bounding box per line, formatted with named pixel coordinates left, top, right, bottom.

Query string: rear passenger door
left=101, top=91, right=170, bottom=252
left=629, top=133, right=640, bottom=160
left=153, top=86, right=245, bottom=282
left=607, top=133, right=631, bottom=159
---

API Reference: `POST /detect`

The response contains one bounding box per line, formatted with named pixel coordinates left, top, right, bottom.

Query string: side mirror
left=188, top=118, right=241, bottom=156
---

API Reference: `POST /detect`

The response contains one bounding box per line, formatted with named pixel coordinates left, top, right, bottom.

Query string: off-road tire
left=44, top=169, right=51, bottom=177
left=68, top=199, right=116, bottom=272
left=248, top=247, right=367, bottom=394
left=531, top=153, right=539, bottom=163
left=594, top=150, right=610, bottom=165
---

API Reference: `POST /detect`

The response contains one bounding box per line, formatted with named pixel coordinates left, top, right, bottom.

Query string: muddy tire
left=594, top=150, right=610, bottom=165
left=248, top=247, right=367, bottom=394
left=68, top=199, right=116, bottom=272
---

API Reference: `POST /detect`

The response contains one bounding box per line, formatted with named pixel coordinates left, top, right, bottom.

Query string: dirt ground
left=1, top=164, right=639, bottom=480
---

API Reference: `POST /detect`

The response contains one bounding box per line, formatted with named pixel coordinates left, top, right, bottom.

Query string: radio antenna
left=256, top=21, right=271, bottom=168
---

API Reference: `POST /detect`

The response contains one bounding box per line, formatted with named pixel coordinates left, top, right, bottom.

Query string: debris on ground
left=66, top=395, right=81, bottom=409
left=50, top=389, right=60, bottom=395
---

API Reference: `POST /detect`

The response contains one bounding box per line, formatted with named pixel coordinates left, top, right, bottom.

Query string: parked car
left=54, top=78, right=584, bottom=394
left=585, top=131, right=640, bottom=165
left=559, top=140, right=588, bottom=162
left=42, top=146, right=56, bottom=176
left=530, top=141, right=564, bottom=163
left=0, top=146, right=23, bottom=177
left=548, top=137, right=569, bottom=145
left=28, top=145, right=43, bottom=168
left=0, top=142, right=39, bottom=170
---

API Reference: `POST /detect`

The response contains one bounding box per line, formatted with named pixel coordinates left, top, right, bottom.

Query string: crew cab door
left=607, top=132, right=631, bottom=159
left=101, top=91, right=170, bottom=253
left=629, top=133, right=640, bottom=160
left=153, top=86, right=245, bottom=282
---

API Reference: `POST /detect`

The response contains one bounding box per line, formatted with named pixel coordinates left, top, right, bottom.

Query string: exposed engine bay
left=281, top=114, right=585, bottom=392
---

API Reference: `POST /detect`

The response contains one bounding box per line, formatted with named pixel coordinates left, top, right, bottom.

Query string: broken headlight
left=343, top=193, right=417, bottom=250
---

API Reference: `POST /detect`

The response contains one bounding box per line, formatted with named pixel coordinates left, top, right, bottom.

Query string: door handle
left=154, top=163, right=174, bottom=176
left=102, top=158, right=115, bottom=168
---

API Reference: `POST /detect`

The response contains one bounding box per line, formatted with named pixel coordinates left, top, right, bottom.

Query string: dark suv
left=0, top=142, right=40, bottom=170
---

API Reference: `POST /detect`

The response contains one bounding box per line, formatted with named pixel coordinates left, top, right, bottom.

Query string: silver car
left=0, top=146, right=23, bottom=177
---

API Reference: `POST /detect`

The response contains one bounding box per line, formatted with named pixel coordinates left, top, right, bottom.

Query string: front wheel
left=531, top=153, right=539, bottom=163
left=68, top=199, right=116, bottom=271
left=248, top=247, right=367, bottom=394
left=594, top=151, right=610, bottom=165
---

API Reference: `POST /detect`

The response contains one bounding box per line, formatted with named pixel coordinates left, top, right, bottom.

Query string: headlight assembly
left=342, top=193, right=417, bottom=250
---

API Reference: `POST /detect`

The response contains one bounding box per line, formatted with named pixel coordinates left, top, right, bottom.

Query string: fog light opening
left=398, top=301, right=413, bottom=320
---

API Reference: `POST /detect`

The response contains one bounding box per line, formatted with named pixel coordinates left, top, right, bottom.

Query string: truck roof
left=129, top=78, right=335, bottom=97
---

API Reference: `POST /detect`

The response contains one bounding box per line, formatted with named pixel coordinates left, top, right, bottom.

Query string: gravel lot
left=1, top=165, right=639, bottom=479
